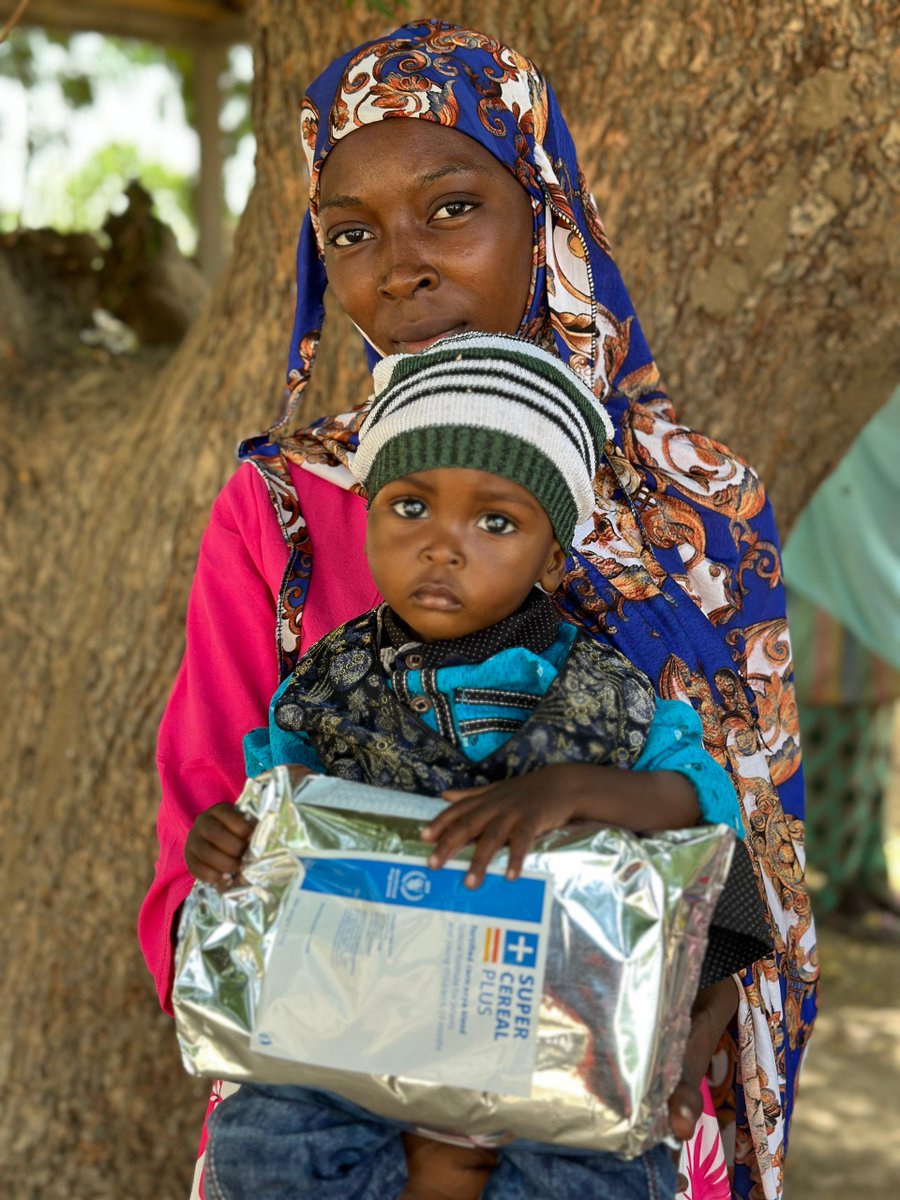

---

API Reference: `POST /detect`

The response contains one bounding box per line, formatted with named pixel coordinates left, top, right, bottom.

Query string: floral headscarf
left=239, top=21, right=817, bottom=1200
left=282, top=20, right=657, bottom=415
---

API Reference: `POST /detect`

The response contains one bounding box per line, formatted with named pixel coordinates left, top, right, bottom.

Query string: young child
left=184, top=333, right=765, bottom=1200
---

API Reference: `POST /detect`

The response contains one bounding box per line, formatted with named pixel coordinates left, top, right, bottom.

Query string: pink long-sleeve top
left=138, top=463, right=380, bottom=1011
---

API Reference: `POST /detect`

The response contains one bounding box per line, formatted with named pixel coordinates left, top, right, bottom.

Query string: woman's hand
left=421, top=763, right=700, bottom=888
left=184, top=802, right=257, bottom=887
left=667, top=977, right=740, bottom=1142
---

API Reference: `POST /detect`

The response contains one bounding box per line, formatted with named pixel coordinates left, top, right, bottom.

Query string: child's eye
left=432, top=199, right=476, bottom=221
left=476, top=513, right=516, bottom=535
left=390, top=497, right=428, bottom=519
left=325, top=227, right=373, bottom=248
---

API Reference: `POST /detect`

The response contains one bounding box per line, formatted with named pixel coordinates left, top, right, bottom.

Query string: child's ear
left=538, top=542, right=567, bottom=594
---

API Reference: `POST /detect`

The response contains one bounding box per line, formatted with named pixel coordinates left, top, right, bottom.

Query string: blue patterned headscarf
left=280, top=19, right=660, bottom=421
left=239, top=23, right=817, bottom=1198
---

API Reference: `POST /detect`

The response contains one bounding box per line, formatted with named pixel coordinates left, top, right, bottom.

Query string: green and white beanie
left=352, top=332, right=614, bottom=549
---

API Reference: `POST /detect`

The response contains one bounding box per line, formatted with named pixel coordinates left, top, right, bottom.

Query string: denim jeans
left=205, top=1084, right=677, bottom=1199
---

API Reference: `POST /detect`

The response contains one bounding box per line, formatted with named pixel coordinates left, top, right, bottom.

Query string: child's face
left=365, top=467, right=567, bottom=642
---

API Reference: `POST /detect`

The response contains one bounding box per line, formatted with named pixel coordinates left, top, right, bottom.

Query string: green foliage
left=0, top=33, right=38, bottom=86
left=60, top=142, right=195, bottom=244
left=0, top=29, right=258, bottom=249
left=60, top=73, right=93, bottom=107
left=221, top=47, right=252, bottom=162
left=0, top=28, right=50, bottom=86
left=79, top=35, right=196, bottom=123
left=0, top=27, right=92, bottom=104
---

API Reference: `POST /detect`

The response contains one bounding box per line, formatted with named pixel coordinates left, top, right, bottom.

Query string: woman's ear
left=537, top=542, right=567, bottom=594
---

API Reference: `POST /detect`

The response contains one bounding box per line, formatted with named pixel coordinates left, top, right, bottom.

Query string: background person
left=784, top=386, right=900, bottom=932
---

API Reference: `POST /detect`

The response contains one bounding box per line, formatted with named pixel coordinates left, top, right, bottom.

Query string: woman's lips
left=409, top=582, right=462, bottom=610
left=393, top=325, right=467, bottom=354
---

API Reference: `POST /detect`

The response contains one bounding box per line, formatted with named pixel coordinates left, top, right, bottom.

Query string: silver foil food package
left=173, top=767, right=735, bottom=1157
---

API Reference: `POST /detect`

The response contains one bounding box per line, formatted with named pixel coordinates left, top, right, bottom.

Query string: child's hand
left=421, top=763, right=700, bottom=888
left=667, top=977, right=740, bottom=1142
left=667, top=1079, right=704, bottom=1143
left=185, top=803, right=256, bottom=887
left=421, top=766, right=584, bottom=888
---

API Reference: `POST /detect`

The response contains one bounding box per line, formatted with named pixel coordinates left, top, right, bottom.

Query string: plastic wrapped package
left=173, top=767, right=736, bottom=1157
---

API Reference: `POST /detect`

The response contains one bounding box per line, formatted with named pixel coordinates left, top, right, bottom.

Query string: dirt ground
left=783, top=920, right=900, bottom=1199
left=784, top=710, right=900, bottom=1200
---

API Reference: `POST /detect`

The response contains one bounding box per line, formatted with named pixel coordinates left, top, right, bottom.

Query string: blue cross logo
left=503, top=931, right=538, bottom=967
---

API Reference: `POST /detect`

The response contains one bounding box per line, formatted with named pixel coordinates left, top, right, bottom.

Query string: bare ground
left=784, top=711, right=900, bottom=1200
left=784, top=921, right=900, bottom=1199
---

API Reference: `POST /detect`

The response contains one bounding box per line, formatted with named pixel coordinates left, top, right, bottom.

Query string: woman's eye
left=476, top=513, right=516, bottom=534
left=432, top=199, right=475, bottom=221
left=390, top=497, right=428, bottom=519
left=326, top=227, right=372, bottom=248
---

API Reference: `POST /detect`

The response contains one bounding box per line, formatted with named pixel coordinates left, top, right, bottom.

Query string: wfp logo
left=399, top=869, right=431, bottom=903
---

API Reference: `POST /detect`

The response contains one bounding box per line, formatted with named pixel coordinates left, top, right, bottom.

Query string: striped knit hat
left=352, top=332, right=613, bottom=549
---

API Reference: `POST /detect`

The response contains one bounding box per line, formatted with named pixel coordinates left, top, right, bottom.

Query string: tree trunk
left=0, top=1, right=895, bottom=1195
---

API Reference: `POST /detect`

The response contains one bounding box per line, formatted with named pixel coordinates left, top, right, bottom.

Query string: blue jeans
left=204, top=1084, right=677, bottom=1199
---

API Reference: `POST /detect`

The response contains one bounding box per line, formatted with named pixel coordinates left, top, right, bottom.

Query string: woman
left=139, top=19, right=818, bottom=1200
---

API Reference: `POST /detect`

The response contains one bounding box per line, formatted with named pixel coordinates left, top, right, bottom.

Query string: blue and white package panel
left=251, top=850, right=552, bottom=1097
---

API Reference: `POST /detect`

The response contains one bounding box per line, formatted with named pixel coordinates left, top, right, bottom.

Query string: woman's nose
left=377, top=232, right=438, bottom=300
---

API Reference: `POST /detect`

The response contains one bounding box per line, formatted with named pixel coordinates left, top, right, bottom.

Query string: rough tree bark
left=1, top=1, right=896, bottom=1196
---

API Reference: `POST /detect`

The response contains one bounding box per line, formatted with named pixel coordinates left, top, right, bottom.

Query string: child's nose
left=421, top=531, right=464, bottom=565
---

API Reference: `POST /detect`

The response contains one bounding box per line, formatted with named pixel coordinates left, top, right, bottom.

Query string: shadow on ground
left=784, top=915, right=900, bottom=1200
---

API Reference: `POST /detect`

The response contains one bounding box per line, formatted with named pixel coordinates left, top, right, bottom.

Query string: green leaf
left=0, top=35, right=38, bottom=86
left=61, top=73, right=94, bottom=108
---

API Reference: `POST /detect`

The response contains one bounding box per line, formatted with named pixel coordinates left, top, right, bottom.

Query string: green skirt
left=799, top=700, right=894, bottom=912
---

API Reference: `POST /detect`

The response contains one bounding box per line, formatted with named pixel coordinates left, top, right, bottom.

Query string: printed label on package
left=251, top=850, right=552, bottom=1096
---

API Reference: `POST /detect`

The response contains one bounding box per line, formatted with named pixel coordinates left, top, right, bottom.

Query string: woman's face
left=318, top=120, right=535, bottom=355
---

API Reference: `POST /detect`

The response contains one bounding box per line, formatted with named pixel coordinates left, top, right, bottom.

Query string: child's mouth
left=410, top=583, right=462, bottom=610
